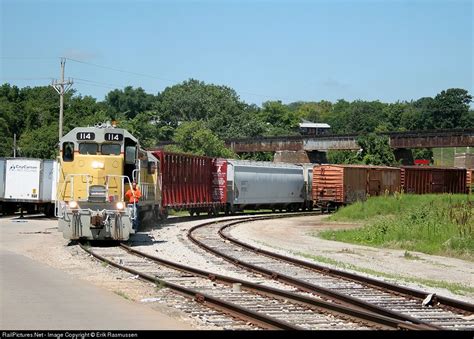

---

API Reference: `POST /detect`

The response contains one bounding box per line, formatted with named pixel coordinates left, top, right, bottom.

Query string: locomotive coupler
left=90, top=211, right=107, bottom=228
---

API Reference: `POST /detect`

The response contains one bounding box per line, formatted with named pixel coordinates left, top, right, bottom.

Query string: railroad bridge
left=154, top=129, right=474, bottom=165
left=224, top=129, right=474, bottom=164
left=225, top=129, right=474, bottom=152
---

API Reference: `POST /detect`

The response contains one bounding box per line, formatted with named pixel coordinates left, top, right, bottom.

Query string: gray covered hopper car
left=226, top=160, right=305, bottom=213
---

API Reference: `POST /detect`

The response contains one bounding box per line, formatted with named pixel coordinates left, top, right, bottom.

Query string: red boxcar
left=151, top=151, right=227, bottom=217
left=400, top=166, right=467, bottom=194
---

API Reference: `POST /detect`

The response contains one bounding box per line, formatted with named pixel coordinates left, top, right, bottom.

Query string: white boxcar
left=0, top=158, right=57, bottom=216
left=226, top=160, right=305, bottom=212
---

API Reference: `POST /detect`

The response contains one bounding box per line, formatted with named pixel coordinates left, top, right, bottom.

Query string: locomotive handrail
left=65, top=174, right=92, bottom=201
left=132, top=168, right=140, bottom=185
left=56, top=173, right=92, bottom=218
left=105, top=174, right=137, bottom=220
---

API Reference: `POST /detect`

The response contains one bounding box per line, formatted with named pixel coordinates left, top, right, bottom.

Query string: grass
left=155, top=281, right=166, bottom=291
left=169, top=209, right=190, bottom=217
left=113, top=290, right=131, bottom=300
left=320, top=194, right=473, bottom=260
left=403, top=251, right=422, bottom=261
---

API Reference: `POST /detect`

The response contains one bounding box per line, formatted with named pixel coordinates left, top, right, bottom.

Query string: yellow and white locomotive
left=56, top=123, right=161, bottom=241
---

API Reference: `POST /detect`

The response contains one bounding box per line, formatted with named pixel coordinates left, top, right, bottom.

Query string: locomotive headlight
left=91, top=161, right=105, bottom=169
left=116, top=202, right=125, bottom=210
left=68, top=201, right=79, bottom=209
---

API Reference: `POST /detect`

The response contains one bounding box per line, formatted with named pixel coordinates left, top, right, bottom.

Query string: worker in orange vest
left=125, top=181, right=142, bottom=204
left=125, top=181, right=142, bottom=230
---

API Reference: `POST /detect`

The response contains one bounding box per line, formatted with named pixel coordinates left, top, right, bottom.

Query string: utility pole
left=52, top=57, right=73, bottom=140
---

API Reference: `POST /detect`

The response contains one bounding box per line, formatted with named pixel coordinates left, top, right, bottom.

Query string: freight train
left=54, top=128, right=313, bottom=240
left=312, top=164, right=469, bottom=210
left=3, top=125, right=471, bottom=241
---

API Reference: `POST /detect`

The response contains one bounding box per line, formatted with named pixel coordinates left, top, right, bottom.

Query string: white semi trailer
left=0, top=158, right=58, bottom=216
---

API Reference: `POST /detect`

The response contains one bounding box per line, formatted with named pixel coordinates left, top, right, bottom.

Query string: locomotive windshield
left=101, top=144, right=121, bottom=155
left=79, top=143, right=98, bottom=155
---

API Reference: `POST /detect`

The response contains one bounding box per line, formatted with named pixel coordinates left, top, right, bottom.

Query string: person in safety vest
left=125, top=181, right=142, bottom=204
left=125, top=181, right=142, bottom=230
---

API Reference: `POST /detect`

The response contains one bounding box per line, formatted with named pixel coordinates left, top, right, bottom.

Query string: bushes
left=320, top=194, right=473, bottom=259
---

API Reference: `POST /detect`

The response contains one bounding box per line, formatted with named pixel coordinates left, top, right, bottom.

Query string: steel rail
left=218, top=218, right=474, bottom=314
left=187, top=216, right=447, bottom=329
left=119, top=244, right=429, bottom=330
left=79, top=243, right=300, bottom=330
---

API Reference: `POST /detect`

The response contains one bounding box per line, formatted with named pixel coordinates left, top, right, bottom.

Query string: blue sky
left=1, top=0, right=472, bottom=106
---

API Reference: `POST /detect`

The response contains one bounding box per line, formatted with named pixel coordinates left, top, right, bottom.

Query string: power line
left=0, top=57, right=58, bottom=60
left=2, top=56, right=303, bottom=102
left=0, top=77, right=53, bottom=81
left=74, top=77, right=157, bottom=93
left=65, top=57, right=299, bottom=101
left=65, top=57, right=176, bottom=83
left=74, top=80, right=116, bottom=90
left=74, top=78, right=124, bottom=89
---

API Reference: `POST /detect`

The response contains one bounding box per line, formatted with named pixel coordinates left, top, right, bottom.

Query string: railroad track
left=187, top=214, right=474, bottom=331
left=80, top=242, right=431, bottom=330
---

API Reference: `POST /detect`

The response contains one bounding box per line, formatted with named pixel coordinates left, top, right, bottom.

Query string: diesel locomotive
left=56, top=124, right=161, bottom=241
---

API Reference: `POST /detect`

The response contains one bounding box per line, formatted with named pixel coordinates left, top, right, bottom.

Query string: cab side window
left=63, top=142, right=74, bottom=162
left=79, top=143, right=98, bottom=155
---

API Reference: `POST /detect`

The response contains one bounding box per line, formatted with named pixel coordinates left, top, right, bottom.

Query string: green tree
left=412, top=148, right=433, bottom=162
left=239, top=152, right=274, bottom=161
left=106, top=86, right=155, bottom=120
left=165, top=121, right=236, bottom=158
left=119, top=111, right=162, bottom=148
left=0, top=117, right=13, bottom=157
left=296, top=101, right=333, bottom=123
left=18, top=123, right=59, bottom=159
left=430, top=88, right=472, bottom=129
left=356, top=134, right=397, bottom=166
left=64, top=94, right=110, bottom=133
left=327, top=150, right=359, bottom=164
left=155, top=79, right=247, bottom=139
left=259, top=100, right=300, bottom=136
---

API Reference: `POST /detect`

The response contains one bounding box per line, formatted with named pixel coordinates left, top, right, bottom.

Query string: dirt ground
left=1, top=213, right=472, bottom=329
left=0, top=216, right=203, bottom=329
